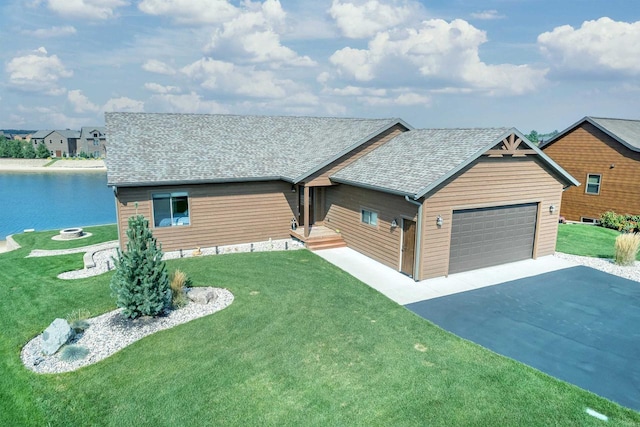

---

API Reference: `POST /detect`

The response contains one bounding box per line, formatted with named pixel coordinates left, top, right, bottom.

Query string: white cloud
left=359, top=91, right=429, bottom=106
left=6, top=47, right=72, bottom=95
left=142, top=59, right=176, bottom=75
left=31, top=26, right=77, bottom=38
left=329, top=19, right=547, bottom=95
left=181, top=57, right=304, bottom=99
left=103, top=97, right=145, bottom=112
left=146, top=92, right=228, bottom=114
left=45, top=0, right=129, bottom=20
left=538, top=17, right=640, bottom=76
left=324, top=85, right=387, bottom=96
left=470, top=10, right=504, bottom=20
left=138, top=0, right=238, bottom=25
left=329, top=0, right=421, bottom=39
left=144, top=82, right=181, bottom=94
left=68, top=89, right=101, bottom=113
left=205, top=0, right=316, bottom=67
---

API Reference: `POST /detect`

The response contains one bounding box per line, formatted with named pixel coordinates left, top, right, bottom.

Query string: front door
left=401, top=219, right=416, bottom=277
left=298, top=186, right=314, bottom=226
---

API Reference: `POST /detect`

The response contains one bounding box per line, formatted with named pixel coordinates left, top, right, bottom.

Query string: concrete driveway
left=407, top=266, right=640, bottom=411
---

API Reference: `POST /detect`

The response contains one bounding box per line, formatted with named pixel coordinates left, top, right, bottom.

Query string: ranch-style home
left=106, top=112, right=577, bottom=280
left=540, top=116, right=640, bottom=223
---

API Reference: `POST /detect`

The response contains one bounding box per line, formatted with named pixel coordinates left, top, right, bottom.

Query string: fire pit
left=59, top=228, right=84, bottom=239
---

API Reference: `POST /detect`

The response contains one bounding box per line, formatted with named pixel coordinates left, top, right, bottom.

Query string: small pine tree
left=23, top=142, right=36, bottom=159
left=110, top=215, right=171, bottom=319
left=36, top=143, right=50, bottom=159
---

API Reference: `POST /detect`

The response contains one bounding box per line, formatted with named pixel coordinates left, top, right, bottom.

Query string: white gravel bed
left=58, top=248, right=118, bottom=279
left=21, top=288, right=234, bottom=374
left=554, top=252, right=640, bottom=282
left=28, top=241, right=118, bottom=258
left=162, top=238, right=304, bottom=260
left=54, top=238, right=304, bottom=280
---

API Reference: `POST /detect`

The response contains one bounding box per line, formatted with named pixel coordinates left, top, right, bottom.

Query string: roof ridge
left=105, top=111, right=397, bottom=122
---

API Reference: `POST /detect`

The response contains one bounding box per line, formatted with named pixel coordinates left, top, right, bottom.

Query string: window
left=153, top=192, right=190, bottom=227
left=581, top=217, right=600, bottom=224
left=361, top=209, right=378, bottom=226
left=93, top=138, right=99, bottom=146
left=93, top=150, right=100, bottom=158
left=585, top=174, right=601, bottom=195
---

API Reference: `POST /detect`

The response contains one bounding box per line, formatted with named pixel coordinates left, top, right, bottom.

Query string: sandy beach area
left=0, top=158, right=106, bottom=172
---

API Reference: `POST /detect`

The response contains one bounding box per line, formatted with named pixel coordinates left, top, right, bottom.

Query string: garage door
left=448, top=203, right=538, bottom=274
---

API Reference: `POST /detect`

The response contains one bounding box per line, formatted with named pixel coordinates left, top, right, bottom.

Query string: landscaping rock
left=41, top=319, right=73, bottom=356
left=186, top=288, right=218, bottom=304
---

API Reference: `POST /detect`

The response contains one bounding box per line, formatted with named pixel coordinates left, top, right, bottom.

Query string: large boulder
left=186, top=287, right=218, bottom=304
left=41, top=318, right=72, bottom=356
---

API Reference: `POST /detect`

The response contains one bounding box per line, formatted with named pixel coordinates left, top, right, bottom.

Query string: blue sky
left=2, top=0, right=639, bottom=133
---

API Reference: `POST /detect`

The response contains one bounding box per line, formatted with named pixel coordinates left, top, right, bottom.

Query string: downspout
left=112, top=185, right=122, bottom=249
left=404, top=195, right=423, bottom=281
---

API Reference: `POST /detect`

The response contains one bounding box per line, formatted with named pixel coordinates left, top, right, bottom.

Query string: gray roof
left=79, top=126, right=106, bottom=140
left=53, top=129, right=80, bottom=139
left=540, top=116, right=640, bottom=151
left=106, top=112, right=409, bottom=186
left=31, top=130, right=51, bottom=139
left=33, top=129, right=80, bottom=139
left=333, top=127, right=579, bottom=198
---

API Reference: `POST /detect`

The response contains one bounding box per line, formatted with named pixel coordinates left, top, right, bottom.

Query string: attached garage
left=448, top=203, right=538, bottom=274
left=332, top=129, right=579, bottom=280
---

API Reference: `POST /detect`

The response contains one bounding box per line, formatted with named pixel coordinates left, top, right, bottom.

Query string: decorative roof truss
left=484, top=133, right=537, bottom=157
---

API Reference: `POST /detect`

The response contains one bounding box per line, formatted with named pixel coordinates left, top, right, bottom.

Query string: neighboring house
left=540, top=117, right=640, bottom=222
left=78, top=127, right=107, bottom=158
left=106, top=112, right=577, bottom=280
left=31, top=129, right=80, bottom=157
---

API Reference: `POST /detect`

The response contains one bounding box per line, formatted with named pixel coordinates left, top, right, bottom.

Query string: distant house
left=78, top=127, right=107, bottom=158
left=106, top=112, right=577, bottom=280
left=31, top=129, right=80, bottom=157
left=540, top=117, right=640, bottom=222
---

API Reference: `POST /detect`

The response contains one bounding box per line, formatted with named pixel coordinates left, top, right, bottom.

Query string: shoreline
left=0, top=159, right=106, bottom=172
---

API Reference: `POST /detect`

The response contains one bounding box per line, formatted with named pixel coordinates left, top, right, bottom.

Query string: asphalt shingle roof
left=332, top=128, right=514, bottom=197
left=588, top=117, right=640, bottom=151
left=106, top=112, right=405, bottom=186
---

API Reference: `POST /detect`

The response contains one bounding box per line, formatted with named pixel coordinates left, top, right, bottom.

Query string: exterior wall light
left=391, top=218, right=398, bottom=228
left=436, top=215, right=443, bottom=227
left=549, top=205, right=556, bottom=214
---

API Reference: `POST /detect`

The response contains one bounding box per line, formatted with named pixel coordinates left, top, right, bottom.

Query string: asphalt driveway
left=406, top=266, right=640, bottom=411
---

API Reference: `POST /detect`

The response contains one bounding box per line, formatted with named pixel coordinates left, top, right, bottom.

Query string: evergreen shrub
left=110, top=215, right=171, bottom=319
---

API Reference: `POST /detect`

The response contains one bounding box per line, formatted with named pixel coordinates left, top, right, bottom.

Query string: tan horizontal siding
left=305, top=125, right=408, bottom=186
left=542, top=123, right=640, bottom=221
left=325, top=184, right=417, bottom=270
left=421, top=156, right=564, bottom=279
left=116, top=181, right=296, bottom=251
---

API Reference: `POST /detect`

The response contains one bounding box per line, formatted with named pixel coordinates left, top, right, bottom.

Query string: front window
left=585, top=174, right=601, bottom=195
left=361, top=209, right=378, bottom=226
left=153, top=192, right=190, bottom=227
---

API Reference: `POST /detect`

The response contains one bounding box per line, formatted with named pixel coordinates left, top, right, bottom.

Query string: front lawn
left=557, top=223, right=640, bottom=260
left=1, top=227, right=638, bottom=425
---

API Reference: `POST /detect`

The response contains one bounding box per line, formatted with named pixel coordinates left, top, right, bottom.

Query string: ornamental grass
left=614, top=233, right=640, bottom=266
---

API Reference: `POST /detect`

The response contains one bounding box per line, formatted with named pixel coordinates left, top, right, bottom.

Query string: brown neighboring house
left=106, top=112, right=577, bottom=280
left=540, top=117, right=640, bottom=222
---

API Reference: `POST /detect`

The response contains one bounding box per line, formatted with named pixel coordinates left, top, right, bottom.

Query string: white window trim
left=152, top=192, right=190, bottom=228
left=585, top=173, right=602, bottom=195
left=360, top=208, right=379, bottom=227
left=580, top=217, right=600, bottom=224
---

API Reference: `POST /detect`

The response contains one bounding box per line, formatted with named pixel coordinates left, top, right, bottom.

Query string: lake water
left=0, top=172, right=116, bottom=240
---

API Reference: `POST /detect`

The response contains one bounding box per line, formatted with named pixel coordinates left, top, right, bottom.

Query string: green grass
left=11, top=224, right=118, bottom=250
left=557, top=223, right=640, bottom=260
left=1, top=229, right=639, bottom=426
